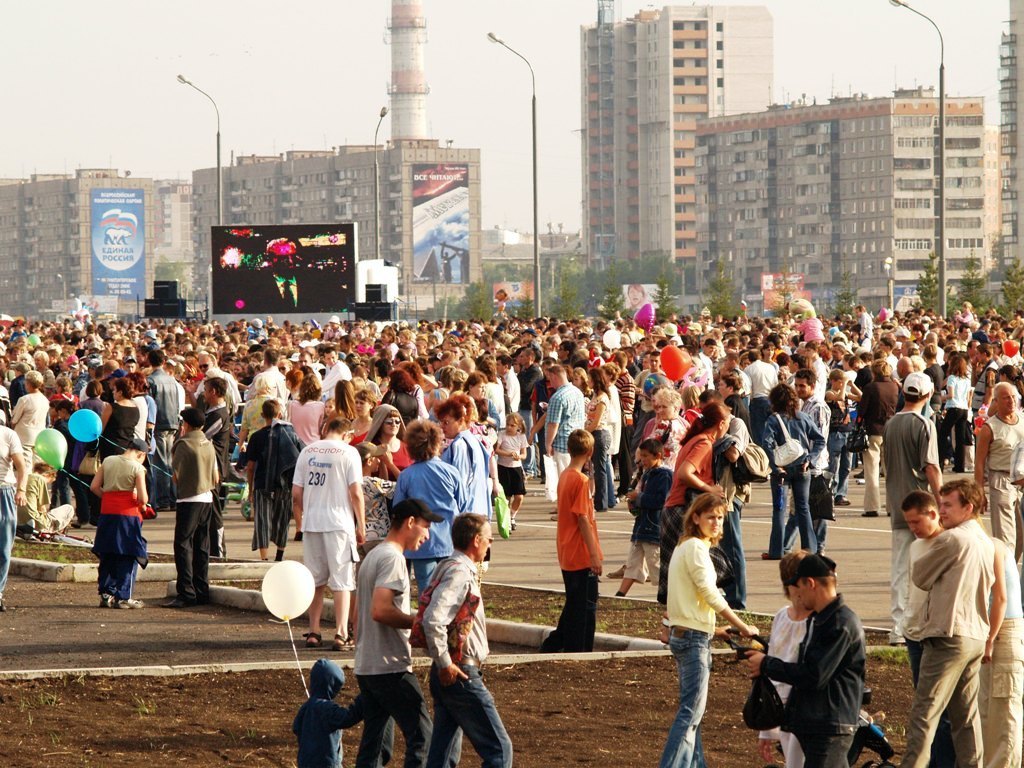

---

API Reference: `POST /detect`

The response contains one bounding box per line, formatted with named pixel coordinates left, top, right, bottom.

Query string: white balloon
left=261, top=560, right=315, bottom=621
left=602, top=328, right=622, bottom=350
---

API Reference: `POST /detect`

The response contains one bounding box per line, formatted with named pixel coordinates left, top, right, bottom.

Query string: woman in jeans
left=586, top=366, right=616, bottom=511
left=824, top=369, right=859, bottom=506
left=938, top=353, right=971, bottom=473
left=660, top=492, right=758, bottom=768
left=762, top=383, right=826, bottom=558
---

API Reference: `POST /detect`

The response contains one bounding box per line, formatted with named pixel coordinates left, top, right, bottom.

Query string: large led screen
left=211, top=224, right=356, bottom=314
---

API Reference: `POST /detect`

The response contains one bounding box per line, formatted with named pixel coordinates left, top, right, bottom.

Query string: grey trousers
left=988, top=470, right=1023, bottom=562
left=901, top=635, right=985, bottom=768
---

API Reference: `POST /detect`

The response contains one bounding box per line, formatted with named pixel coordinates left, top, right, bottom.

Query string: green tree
left=551, top=278, right=583, bottom=319
left=598, top=265, right=626, bottom=321
left=459, top=281, right=494, bottom=320
left=514, top=295, right=535, bottom=320
left=957, top=253, right=989, bottom=310
left=653, top=273, right=679, bottom=321
left=154, top=258, right=191, bottom=285
left=915, top=252, right=939, bottom=312
left=1002, top=257, right=1024, bottom=315
left=702, top=260, right=737, bottom=319
left=831, top=271, right=858, bottom=318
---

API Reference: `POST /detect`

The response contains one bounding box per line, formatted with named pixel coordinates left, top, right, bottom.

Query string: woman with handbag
left=824, top=369, right=859, bottom=507
left=660, top=491, right=758, bottom=768
left=658, top=402, right=731, bottom=605
left=761, top=384, right=826, bottom=560
left=89, top=438, right=150, bottom=609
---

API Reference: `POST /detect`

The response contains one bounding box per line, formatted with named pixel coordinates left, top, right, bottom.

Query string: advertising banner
left=91, top=188, right=146, bottom=297
left=760, top=272, right=811, bottom=313
left=210, top=224, right=356, bottom=314
left=622, top=283, right=659, bottom=312
left=492, top=282, right=534, bottom=305
left=412, top=164, right=469, bottom=285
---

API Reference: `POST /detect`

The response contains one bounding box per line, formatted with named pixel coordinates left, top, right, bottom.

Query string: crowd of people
left=0, top=299, right=1022, bottom=766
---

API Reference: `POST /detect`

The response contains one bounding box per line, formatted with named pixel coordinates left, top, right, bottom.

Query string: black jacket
left=761, top=594, right=865, bottom=735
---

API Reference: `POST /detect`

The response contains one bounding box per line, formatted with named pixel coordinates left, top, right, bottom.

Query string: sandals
left=333, top=633, right=354, bottom=652
left=303, top=632, right=322, bottom=648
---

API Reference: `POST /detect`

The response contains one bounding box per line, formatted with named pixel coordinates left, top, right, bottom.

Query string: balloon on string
left=261, top=560, right=315, bottom=622
left=1005, top=340, right=1021, bottom=359
left=27, top=334, right=41, bottom=348
left=642, top=372, right=672, bottom=398
left=602, top=328, right=622, bottom=350
left=68, top=409, right=103, bottom=443
left=634, top=303, right=656, bottom=333
left=661, top=346, right=693, bottom=381
left=35, top=428, right=68, bottom=470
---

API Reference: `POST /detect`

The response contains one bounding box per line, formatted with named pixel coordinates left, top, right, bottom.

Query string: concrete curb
left=166, top=582, right=670, bottom=653
left=10, top=557, right=273, bottom=583
left=0, top=649, right=672, bottom=681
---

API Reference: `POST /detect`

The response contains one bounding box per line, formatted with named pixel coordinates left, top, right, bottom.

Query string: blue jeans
left=591, top=428, right=616, bottom=511
left=0, top=487, right=15, bottom=596
left=356, top=671, right=431, bottom=768
left=720, top=498, right=746, bottom=610
left=769, top=469, right=817, bottom=557
left=827, top=432, right=852, bottom=499
left=411, top=557, right=443, bottom=590
left=518, top=409, right=536, bottom=476
left=426, top=664, right=513, bottom=768
left=97, top=554, right=138, bottom=601
left=750, top=397, right=771, bottom=446
left=905, top=638, right=957, bottom=768
left=660, top=629, right=710, bottom=768
left=151, top=430, right=177, bottom=508
left=53, top=471, right=72, bottom=507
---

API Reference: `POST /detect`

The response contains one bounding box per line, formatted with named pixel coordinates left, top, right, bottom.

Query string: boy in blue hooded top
left=293, top=658, right=367, bottom=768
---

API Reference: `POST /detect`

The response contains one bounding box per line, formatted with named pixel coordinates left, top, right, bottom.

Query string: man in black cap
left=745, top=554, right=866, bottom=767
left=354, top=498, right=441, bottom=768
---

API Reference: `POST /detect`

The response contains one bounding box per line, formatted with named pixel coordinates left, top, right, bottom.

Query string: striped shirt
left=615, top=373, right=636, bottom=420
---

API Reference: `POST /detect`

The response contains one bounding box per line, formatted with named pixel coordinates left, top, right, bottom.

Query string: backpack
left=410, top=558, right=480, bottom=663
left=731, top=442, right=770, bottom=486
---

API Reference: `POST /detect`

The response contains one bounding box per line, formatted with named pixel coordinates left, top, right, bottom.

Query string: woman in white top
left=939, top=353, right=972, bottom=474
left=10, top=371, right=49, bottom=461
left=585, top=366, right=616, bottom=512
left=757, top=552, right=811, bottom=768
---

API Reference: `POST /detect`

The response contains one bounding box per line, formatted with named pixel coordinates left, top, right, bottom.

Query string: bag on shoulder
left=846, top=423, right=869, bottom=455
left=78, top=451, right=100, bottom=477
left=731, top=443, right=770, bottom=486
left=743, top=674, right=785, bottom=730
left=410, top=558, right=480, bottom=664
left=772, top=415, right=804, bottom=468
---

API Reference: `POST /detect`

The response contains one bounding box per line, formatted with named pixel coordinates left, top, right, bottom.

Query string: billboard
left=761, top=272, right=811, bottom=313
left=91, top=188, right=146, bottom=298
left=493, top=281, right=534, bottom=306
left=210, top=225, right=356, bottom=314
left=412, top=164, right=469, bottom=285
left=623, top=283, right=658, bottom=312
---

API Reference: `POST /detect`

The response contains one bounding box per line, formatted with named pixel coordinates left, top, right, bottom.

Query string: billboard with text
left=412, top=164, right=469, bottom=285
left=91, top=188, right=145, bottom=298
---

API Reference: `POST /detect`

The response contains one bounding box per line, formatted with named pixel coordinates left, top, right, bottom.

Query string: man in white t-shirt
left=319, top=344, right=352, bottom=399
left=0, top=424, right=28, bottom=611
left=292, top=418, right=365, bottom=650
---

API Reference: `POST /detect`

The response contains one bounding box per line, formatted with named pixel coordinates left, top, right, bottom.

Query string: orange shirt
left=556, top=468, right=603, bottom=571
left=664, top=434, right=714, bottom=508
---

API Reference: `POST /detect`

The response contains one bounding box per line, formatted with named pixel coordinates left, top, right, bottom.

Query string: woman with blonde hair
left=661, top=492, right=758, bottom=768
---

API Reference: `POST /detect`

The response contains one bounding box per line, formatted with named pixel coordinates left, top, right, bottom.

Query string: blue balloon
left=68, top=408, right=102, bottom=443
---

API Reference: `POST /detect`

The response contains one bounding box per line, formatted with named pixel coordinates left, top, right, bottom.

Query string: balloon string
left=58, top=469, right=92, bottom=489
left=286, top=619, right=310, bottom=699
left=97, top=436, right=174, bottom=478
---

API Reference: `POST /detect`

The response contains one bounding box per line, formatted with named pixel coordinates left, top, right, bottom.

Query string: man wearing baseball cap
left=883, top=371, right=942, bottom=646
left=746, top=554, right=866, bottom=766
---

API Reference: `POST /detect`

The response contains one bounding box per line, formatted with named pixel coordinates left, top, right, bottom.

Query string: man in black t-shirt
left=517, top=347, right=544, bottom=477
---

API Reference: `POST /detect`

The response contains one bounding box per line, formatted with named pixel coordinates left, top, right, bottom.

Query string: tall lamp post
left=373, top=106, right=389, bottom=265
left=884, top=256, right=895, bottom=311
left=488, top=32, right=541, bottom=316
left=177, top=74, right=223, bottom=228
left=889, top=0, right=945, bottom=317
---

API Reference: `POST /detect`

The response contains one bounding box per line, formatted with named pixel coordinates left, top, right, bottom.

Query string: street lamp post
left=889, top=0, right=945, bottom=317
left=884, top=256, right=895, bottom=311
left=488, top=32, right=541, bottom=316
left=373, top=106, right=389, bottom=265
left=177, top=75, right=223, bottom=228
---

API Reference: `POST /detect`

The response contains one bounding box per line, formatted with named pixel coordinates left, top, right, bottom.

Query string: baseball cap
left=329, top=315, right=340, bottom=324
left=127, top=437, right=149, bottom=453
left=389, top=498, right=444, bottom=524
left=903, top=372, right=934, bottom=398
left=785, top=554, right=837, bottom=586
left=144, top=329, right=159, bottom=340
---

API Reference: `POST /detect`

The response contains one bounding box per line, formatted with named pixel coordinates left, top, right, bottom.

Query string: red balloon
left=634, top=303, right=655, bottom=332
left=661, top=346, right=693, bottom=381
left=1005, top=340, right=1021, bottom=358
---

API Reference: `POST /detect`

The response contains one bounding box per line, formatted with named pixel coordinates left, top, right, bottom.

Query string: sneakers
left=99, top=593, right=114, bottom=608
left=114, top=598, right=144, bottom=609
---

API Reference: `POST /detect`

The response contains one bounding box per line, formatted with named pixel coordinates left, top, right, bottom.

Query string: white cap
left=903, top=372, right=934, bottom=398
left=329, top=315, right=340, bottom=324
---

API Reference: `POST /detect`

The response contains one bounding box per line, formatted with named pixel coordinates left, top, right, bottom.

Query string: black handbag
left=743, top=674, right=786, bottom=730
left=810, top=473, right=836, bottom=521
left=846, top=424, right=869, bottom=454
left=709, top=545, right=734, bottom=588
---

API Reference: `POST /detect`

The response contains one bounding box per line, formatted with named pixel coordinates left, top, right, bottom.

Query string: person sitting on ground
left=16, top=460, right=74, bottom=536
left=292, top=658, right=368, bottom=768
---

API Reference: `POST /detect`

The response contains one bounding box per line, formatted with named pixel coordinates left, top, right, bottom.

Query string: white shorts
left=303, top=530, right=357, bottom=592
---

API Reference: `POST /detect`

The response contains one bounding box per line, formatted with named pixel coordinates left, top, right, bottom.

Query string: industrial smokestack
left=388, top=0, right=429, bottom=141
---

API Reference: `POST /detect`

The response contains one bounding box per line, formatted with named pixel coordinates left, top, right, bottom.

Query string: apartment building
left=581, top=4, right=772, bottom=295
left=695, top=88, right=987, bottom=313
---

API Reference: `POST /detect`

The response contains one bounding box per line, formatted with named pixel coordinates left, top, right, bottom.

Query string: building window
left=716, top=59, right=724, bottom=69
left=717, top=77, right=724, bottom=88
left=716, top=40, right=723, bottom=50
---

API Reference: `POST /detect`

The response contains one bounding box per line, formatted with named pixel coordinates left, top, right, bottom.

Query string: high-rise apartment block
left=581, top=4, right=772, bottom=293
left=695, top=88, right=987, bottom=313
left=0, top=169, right=155, bottom=317
left=1001, top=4, right=1022, bottom=269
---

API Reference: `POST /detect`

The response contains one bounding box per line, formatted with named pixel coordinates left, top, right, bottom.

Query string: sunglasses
left=384, top=418, right=402, bottom=425
left=199, top=364, right=209, bottom=370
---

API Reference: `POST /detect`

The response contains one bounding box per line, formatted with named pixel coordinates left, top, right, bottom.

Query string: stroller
left=724, top=631, right=897, bottom=768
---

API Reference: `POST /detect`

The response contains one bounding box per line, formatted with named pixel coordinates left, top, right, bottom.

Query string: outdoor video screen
left=211, top=224, right=356, bottom=314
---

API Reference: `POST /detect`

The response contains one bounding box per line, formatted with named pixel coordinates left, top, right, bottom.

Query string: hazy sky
left=4, top=1, right=1006, bottom=234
